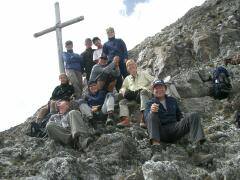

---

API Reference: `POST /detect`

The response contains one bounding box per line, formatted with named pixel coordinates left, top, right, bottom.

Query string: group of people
left=62, top=27, right=128, bottom=99
left=33, top=27, right=223, bottom=165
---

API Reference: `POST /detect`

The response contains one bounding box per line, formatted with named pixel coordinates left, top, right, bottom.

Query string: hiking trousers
left=79, top=93, right=115, bottom=118
left=46, top=110, right=88, bottom=145
left=147, top=112, right=205, bottom=144
left=66, top=69, right=83, bottom=99
left=119, top=89, right=152, bottom=117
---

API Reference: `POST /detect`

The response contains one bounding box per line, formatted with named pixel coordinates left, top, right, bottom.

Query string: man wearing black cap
left=89, top=54, right=120, bottom=92
left=144, top=79, right=213, bottom=165
left=77, top=80, right=116, bottom=126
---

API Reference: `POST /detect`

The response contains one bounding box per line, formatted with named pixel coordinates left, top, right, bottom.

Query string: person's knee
left=77, top=99, right=86, bottom=106
left=46, top=121, right=55, bottom=130
left=140, top=89, right=148, bottom=95
left=188, top=112, right=200, bottom=122
left=68, top=110, right=77, bottom=116
left=106, top=92, right=114, bottom=98
left=119, top=99, right=128, bottom=106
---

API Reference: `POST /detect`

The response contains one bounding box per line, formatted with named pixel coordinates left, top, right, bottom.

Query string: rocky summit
left=1, top=0, right=240, bottom=179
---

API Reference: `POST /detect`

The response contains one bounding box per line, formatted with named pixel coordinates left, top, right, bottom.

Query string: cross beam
left=33, top=2, right=84, bottom=73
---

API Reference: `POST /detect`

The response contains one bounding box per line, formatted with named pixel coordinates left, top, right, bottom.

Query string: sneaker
left=117, top=117, right=130, bottom=128
left=191, top=152, right=214, bottom=166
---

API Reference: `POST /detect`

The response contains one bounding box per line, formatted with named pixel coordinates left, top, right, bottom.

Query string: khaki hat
left=106, top=27, right=114, bottom=33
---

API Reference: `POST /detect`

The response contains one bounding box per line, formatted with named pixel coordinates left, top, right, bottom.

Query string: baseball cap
left=100, top=52, right=108, bottom=60
left=152, top=79, right=166, bottom=88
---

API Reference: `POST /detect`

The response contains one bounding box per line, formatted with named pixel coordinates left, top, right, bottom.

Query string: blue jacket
left=102, top=37, right=128, bottom=63
left=144, top=96, right=183, bottom=125
left=63, top=50, right=82, bottom=71
left=85, top=90, right=107, bottom=108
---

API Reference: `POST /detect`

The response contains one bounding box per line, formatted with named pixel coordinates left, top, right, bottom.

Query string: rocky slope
left=1, top=0, right=240, bottom=179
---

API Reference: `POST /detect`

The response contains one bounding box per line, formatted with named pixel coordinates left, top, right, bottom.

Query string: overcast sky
left=0, top=0, right=205, bottom=132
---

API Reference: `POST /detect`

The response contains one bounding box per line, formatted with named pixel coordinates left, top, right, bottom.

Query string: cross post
left=33, top=2, right=84, bottom=73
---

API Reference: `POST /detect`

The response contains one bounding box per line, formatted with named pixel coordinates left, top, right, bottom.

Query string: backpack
left=212, top=66, right=232, bottom=99
left=124, top=89, right=142, bottom=103
left=26, top=113, right=51, bottom=138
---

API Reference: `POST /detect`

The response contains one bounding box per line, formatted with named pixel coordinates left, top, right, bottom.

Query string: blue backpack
left=212, top=66, right=232, bottom=99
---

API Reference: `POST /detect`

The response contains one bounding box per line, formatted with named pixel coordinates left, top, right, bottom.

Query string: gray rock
left=2, top=0, right=240, bottom=179
left=41, top=157, right=81, bottom=180
left=142, top=160, right=189, bottom=180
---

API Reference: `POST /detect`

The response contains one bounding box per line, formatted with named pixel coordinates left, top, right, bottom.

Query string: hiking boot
left=151, top=144, right=163, bottom=154
left=191, top=152, right=214, bottom=166
left=151, top=144, right=166, bottom=161
left=139, top=112, right=147, bottom=129
left=81, top=137, right=93, bottom=149
left=105, top=117, right=114, bottom=126
left=105, top=112, right=115, bottom=126
left=224, top=58, right=231, bottom=66
left=140, top=121, right=147, bottom=129
left=78, top=135, right=93, bottom=150
left=117, top=117, right=130, bottom=128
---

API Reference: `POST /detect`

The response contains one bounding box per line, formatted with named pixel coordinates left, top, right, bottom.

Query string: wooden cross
left=33, top=2, right=84, bottom=73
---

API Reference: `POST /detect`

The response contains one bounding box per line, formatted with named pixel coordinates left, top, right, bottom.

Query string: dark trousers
left=146, top=112, right=205, bottom=144
left=115, top=60, right=128, bottom=92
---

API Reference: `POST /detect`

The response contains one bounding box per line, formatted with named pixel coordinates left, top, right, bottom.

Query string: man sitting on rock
left=144, top=79, right=213, bottom=165
left=117, top=59, right=154, bottom=128
left=77, top=80, right=115, bottom=127
left=46, top=97, right=91, bottom=150
left=89, top=54, right=120, bottom=92
left=36, top=73, right=74, bottom=122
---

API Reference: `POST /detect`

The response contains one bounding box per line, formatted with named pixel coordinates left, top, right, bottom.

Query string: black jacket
left=81, top=48, right=95, bottom=81
left=144, top=96, right=183, bottom=125
left=50, top=84, right=74, bottom=100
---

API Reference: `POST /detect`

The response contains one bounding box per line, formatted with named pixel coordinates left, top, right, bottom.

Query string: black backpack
left=212, top=66, right=232, bottom=99
left=26, top=113, right=51, bottom=138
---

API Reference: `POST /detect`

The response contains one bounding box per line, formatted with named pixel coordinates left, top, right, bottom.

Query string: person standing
left=103, top=27, right=128, bottom=91
left=92, top=37, right=103, bottom=64
left=63, top=40, right=83, bottom=99
left=81, top=38, right=95, bottom=82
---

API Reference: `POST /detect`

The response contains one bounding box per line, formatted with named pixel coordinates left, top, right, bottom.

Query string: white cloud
left=0, top=0, right=205, bottom=132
